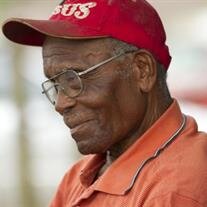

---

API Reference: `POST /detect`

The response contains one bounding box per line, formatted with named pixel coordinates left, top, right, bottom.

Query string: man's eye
left=65, top=72, right=77, bottom=82
left=60, top=71, right=81, bottom=90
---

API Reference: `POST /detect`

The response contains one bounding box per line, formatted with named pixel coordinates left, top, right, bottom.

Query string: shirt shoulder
left=141, top=115, right=207, bottom=206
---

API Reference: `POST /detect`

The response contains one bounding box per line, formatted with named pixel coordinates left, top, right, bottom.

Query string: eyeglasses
left=41, top=50, right=136, bottom=105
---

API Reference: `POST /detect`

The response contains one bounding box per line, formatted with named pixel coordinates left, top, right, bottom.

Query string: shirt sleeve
left=145, top=192, right=204, bottom=207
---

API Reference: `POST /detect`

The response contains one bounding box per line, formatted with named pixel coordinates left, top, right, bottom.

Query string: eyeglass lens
left=42, top=70, right=83, bottom=104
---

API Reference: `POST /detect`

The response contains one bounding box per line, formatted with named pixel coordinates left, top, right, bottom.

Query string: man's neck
left=98, top=96, right=173, bottom=177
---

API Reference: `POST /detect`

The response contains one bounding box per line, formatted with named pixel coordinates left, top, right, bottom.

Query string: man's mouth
left=64, top=115, right=94, bottom=129
left=70, top=120, right=93, bottom=135
left=68, top=119, right=97, bottom=142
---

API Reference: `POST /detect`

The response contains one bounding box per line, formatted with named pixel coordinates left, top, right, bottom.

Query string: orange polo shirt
left=50, top=100, right=207, bottom=207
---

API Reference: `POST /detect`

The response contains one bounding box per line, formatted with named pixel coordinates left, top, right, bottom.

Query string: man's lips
left=70, top=120, right=94, bottom=135
left=63, top=116, right=94, bottom=129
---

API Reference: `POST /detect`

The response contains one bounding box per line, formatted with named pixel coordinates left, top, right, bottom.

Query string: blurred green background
left=0, top=0, right=207, bottom=207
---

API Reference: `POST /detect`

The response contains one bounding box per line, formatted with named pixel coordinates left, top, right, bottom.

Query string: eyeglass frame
left=41, top=50, right=137, bottom=105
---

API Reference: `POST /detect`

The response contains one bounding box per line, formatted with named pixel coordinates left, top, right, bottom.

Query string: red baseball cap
left=2, top=0, right=171, bottom=69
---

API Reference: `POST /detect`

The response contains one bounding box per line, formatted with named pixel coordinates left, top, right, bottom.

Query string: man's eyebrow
left=44, top=66, right=85, bottom=80
left=71, top=67, right=86, bottom=72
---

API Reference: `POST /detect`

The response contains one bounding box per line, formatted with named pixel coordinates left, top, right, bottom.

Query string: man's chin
left=75, top=139, right=107, bottom=155
left=76, top=141, right=97, bottom=155
left=70, top=122, right=111, bottom=155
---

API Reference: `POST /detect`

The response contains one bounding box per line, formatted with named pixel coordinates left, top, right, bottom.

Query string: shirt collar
left=80, top=100, right=185, bottom=195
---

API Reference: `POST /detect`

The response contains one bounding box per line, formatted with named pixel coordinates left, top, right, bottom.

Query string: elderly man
left=2, top=0, right=207, bottom=206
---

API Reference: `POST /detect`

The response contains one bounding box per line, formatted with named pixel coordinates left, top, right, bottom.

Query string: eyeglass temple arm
left=78, top=51, right=135, bottom=76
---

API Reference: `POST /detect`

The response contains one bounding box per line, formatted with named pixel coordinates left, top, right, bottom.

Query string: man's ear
left=132, top=49, right=157, bottom=93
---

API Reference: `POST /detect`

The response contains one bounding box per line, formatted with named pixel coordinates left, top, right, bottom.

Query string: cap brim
left=2, top=18, right=107, bottom=46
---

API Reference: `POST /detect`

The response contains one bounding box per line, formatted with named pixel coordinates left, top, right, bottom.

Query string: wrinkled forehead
left=42, top=37, right=115, bottom=77
left=42, top=37, right=114, bottom=57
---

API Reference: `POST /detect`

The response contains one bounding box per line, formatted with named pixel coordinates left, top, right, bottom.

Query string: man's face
left=42, top=37, right=147, bottom=155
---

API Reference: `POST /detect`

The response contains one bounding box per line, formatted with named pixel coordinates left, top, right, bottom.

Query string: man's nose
left=55, top=92, right=76, bottom=115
